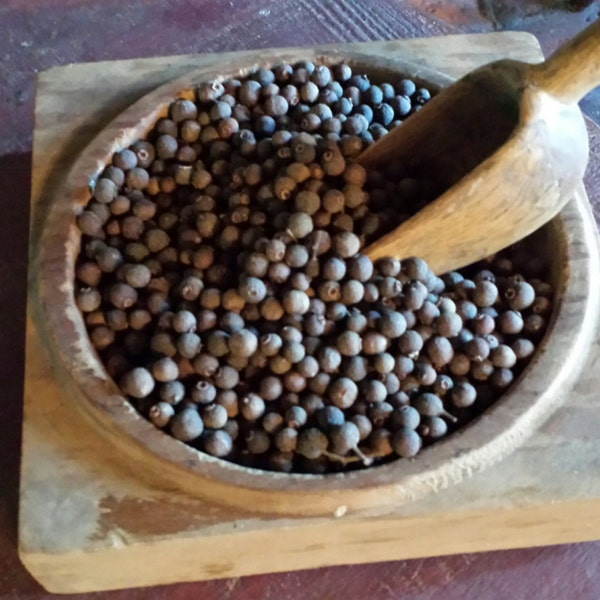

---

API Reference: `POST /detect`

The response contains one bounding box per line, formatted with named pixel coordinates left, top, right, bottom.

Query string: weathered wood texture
left=362, top=19, right=600, bottom=272
left=29, top=41, right=598, bottom=519
left=18, top=33, right=600, bottom=594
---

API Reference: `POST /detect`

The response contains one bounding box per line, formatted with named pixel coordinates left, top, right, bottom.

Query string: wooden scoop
left=359, top=20, right=600, bottom=275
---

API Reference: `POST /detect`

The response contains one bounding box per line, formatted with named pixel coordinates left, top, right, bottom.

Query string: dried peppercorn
left=75, top=62, right=552, bottom=475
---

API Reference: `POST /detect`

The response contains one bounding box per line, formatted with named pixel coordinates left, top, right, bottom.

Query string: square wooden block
left=20, top=32, right=600, bottom=594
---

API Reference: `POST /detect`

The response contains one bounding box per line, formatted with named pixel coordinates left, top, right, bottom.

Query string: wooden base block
left=20, top=33, right=600, bottom=594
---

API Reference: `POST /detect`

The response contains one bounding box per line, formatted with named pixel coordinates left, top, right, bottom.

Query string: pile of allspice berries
left=74, top=60, right=554, bottom=473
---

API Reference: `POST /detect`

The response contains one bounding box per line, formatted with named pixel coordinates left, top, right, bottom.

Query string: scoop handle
left=529, top=18, right=600, bottom=104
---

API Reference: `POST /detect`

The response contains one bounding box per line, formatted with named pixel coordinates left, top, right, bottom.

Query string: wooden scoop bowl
left=360, top=20, right=600, bottom=274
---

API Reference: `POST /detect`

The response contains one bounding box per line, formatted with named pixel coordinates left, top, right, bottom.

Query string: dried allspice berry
left=74, top=62, right=552, bottom=474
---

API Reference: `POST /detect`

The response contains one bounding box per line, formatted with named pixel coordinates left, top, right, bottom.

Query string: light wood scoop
left=359, top=20, right=600, bottom=274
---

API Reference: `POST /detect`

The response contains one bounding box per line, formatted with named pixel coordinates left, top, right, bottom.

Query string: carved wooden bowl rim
left=33, top=50, right=600, bottom=515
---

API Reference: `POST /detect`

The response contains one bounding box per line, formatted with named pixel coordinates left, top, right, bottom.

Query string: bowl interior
left=33, top=52, right=595, bottom=516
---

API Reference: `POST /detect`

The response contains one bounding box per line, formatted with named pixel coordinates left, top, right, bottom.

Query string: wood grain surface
left=19, top=31, right=600, bottom=594
left=362, top=20, right=600, bottom=272
left=3, top=1, right=600, bottom=598
left=33, top=42, right=600, bottom=524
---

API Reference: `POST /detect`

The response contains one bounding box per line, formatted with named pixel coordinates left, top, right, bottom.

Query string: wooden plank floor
left=2, top=0, right=600, bottom=598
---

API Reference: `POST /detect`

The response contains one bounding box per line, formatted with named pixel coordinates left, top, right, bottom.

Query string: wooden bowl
left=32, top=50, right=600, bottom=517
